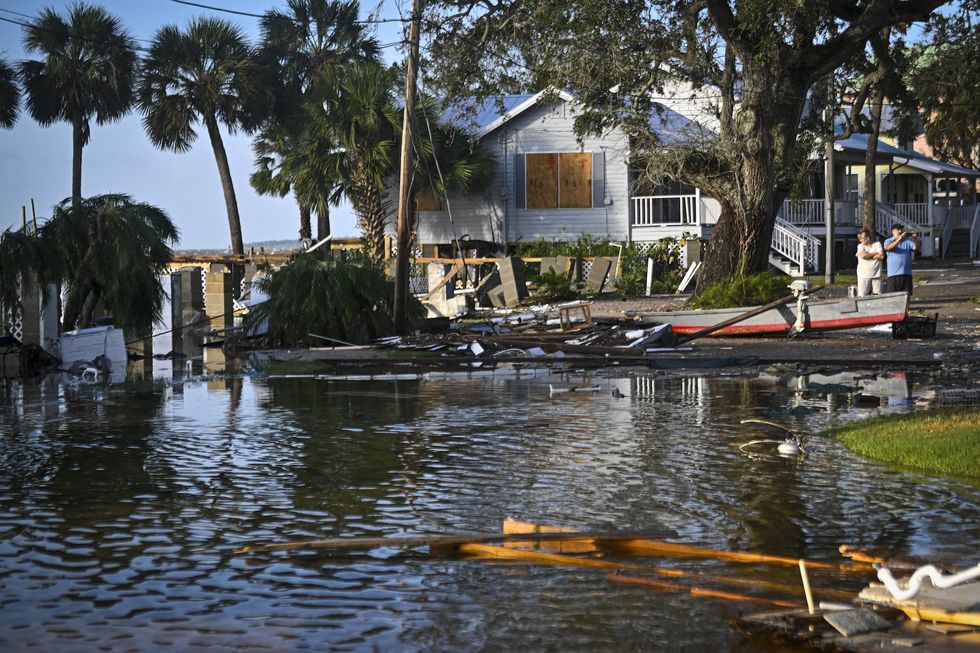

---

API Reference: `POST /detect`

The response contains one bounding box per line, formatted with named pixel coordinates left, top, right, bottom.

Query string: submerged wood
left=463, top=542, right=854, bottom=600
left=503, top=518, right=867, bottom=572
left=233, top=529, right=674, bottom=554
left=609, top=572, right=803, bottom=608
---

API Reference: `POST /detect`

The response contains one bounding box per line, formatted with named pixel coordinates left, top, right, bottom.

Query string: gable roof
left=441, top=90, right=711, bottom=142
left=441, top=90, right=575, bottom=138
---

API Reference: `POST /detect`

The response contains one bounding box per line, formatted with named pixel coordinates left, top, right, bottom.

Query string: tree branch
left=803, top=0, right=946, bottom=80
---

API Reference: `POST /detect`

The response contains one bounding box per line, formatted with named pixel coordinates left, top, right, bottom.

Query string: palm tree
left=18, top=3, right=137, bottom=207
left=310, top=62, right=400, bottom=259
left=0, top=57, right=19, bottom=129
left=44, top=194, right=179, bottom=332
left=253, top=0, right=380, bottom=241
left=139, top=18, right=259, bottom=255
left=250, top=121, right=340, bottom=241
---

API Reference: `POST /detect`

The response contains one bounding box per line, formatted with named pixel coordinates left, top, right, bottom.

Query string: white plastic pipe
left=877, top=562, right=980, bottom=601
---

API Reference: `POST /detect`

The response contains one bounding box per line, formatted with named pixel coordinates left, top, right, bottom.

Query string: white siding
left=502, top=101, right=631, bottom=243
left=408, top=98, right=631, bottom=246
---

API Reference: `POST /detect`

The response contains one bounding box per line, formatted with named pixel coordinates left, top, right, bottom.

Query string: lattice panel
left=1, top=277, right=24, bottom=341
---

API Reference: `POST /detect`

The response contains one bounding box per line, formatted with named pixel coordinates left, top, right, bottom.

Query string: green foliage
left=0, top=57, right=19, bottom=129
left=139, top=16, right=259, bottom=253
left=907, top=4, right=980, bottom=170
left=0, top=194, right=178, bottom=336
left=828, top=408, right=980, bottom=481
left=247, top=252, right=423, bottom=346
left=532, top=270, right=579, bottom=302
left=690, top=271, right=790, bottom=309
left=49, top=194, right=179, bottom=333
left=251, top=0, right=382, bottom=239
left=19, top=3, right=137, bottom=133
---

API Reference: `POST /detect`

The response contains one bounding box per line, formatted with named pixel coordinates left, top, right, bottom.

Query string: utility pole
left=824, top=76, right=835, bottom=285
left=393, top=0, right=422, bottom=334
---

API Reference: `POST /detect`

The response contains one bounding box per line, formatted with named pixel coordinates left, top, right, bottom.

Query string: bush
left=532, top=270, right=580, bottom=302
left=247, top=253, right=424, bottom=346
left=690, top=271, right=790, bottom=309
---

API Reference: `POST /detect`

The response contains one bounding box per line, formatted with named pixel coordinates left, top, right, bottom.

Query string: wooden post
left=392, top=0, right=423, bottom=334
left=799, top=559, right=816, bottom=614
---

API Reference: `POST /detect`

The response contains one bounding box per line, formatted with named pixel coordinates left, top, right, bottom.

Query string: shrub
left=247, top=253, right=424, bottom=346
left=690, top=271, right=791, bottom=309
left=531, top=270, right=580, bottom=302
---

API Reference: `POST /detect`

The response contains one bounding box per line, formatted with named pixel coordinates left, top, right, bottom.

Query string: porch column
left=694, top=187, right=702, bottom=226
left=926, top=174, right=934, bottom=225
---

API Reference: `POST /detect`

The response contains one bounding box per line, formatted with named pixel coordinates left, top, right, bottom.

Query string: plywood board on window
left=416, top=189, right=442, bottom=212
left=559, top=152, right=593, bottom=209
left=526, top=153, right=559, bottom=209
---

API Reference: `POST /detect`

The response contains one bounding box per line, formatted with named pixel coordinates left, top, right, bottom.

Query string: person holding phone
left=883, top=225, right=919, bottom=295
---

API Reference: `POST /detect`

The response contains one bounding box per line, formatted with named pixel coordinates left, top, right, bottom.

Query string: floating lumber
left=233, top=528, right=674, bottom=554
left=503, top=518, right=867, bottom=572
left=609, top=572, right=802, bottom=608
left=463, top=542, right=854, bottom=600
left=859, top=582, right=980, bottom=627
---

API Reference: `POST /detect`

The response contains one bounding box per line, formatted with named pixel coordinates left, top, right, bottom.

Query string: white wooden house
left=400, top=90, right=979, bottom=278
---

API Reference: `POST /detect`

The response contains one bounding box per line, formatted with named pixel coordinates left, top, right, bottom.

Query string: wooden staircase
left=946, top=228, right=971, bottom=258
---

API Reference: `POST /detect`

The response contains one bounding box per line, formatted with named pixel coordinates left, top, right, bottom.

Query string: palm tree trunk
left=72, top=110, right=84, bottom=208
left=350, top=162, right=389, bottom=259
left=316, top=204, right=330, bottom=243
left=204, top=114, right=245, bottom=255
left=298, top=201, right=312, bottom=241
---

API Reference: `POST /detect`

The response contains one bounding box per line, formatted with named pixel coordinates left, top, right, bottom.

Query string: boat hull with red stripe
left=646, top=292, right=909, bottom=336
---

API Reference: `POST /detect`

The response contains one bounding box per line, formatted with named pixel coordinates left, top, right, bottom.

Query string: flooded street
left=1, top=370, right=978, bottom=652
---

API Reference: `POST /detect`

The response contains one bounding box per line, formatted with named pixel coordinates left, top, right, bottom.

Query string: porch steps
left=768, top=253, right=801, bottom=277
left=946, top=228, right=971, bottom=258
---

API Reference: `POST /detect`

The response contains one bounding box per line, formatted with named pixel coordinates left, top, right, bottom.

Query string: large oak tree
left=426, top=0, right=949, bottom=286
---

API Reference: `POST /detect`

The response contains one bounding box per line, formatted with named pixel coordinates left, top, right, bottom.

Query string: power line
left=167, top=0, right=413, bottom=24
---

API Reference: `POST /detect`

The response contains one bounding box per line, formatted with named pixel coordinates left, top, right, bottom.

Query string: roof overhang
left=475, top=89, right=575, bottom=139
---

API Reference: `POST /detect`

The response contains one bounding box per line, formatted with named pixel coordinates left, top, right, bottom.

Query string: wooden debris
left=736, top=608, right=980, bottom=652
left=608, top=572, right=802, bottom=608
left=824, top=608, right=893, bottom=637
left=859, top=582, right=980, bottom=626
left=503, top=518, right=867, bottom=572
left=233, top=528, right=674, bottom=555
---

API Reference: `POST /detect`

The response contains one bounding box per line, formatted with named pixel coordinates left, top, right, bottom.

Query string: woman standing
left=855, top=229, right=884, bottom=296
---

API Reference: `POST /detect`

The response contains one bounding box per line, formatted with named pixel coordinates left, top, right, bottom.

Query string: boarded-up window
left=559, top=153, right=592, bottom=208
left=416, top=189, right=442, bottom=212
left=526, top=153, right=559, bottom=208
left=523, top=152, right=593, bottom=209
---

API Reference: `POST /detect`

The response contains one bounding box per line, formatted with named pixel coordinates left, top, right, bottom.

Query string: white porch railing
left=875, top=202, right=919, bottom=236
left=631, top=194, right=699, bottom=226
left=771, top=218, right=821, bottom=276
left=891, top=203, right=931, bottom=226
left=779, top=199, right=824, bottom=224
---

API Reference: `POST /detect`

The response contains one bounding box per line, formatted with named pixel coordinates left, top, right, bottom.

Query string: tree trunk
left=316, top=204, right=330, bottom=243
left=862, top=89, right=885, bottom=234
left=350, top=160, right=389, bottom=260
left=696, top=67, right=808, bottom=291
left=298, top=201, right=312, bottom=241
left=72, top=111, right=84, bottom=209
left=204, top=115, right=245, bottom=255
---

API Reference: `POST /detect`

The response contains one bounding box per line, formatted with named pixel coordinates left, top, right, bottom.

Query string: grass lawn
left=827, top=408, right=980, bottom=481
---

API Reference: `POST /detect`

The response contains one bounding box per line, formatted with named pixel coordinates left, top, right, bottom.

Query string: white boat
left=645, top=292, right=909, bottom=336
left=58, top=326, right=128, bottom=372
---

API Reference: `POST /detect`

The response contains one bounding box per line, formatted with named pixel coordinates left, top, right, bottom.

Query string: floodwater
left=1, top=368, right=977, bottom=652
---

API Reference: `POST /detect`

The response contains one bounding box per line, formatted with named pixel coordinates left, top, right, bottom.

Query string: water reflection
left=0, top=370, right=977, bottom=652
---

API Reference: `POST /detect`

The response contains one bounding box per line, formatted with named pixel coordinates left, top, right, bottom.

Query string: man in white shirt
left=855, top=228, right=884, bottom=296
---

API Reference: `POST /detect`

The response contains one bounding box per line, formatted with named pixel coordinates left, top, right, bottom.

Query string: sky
left=0, top=0, right=406, bottom=250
